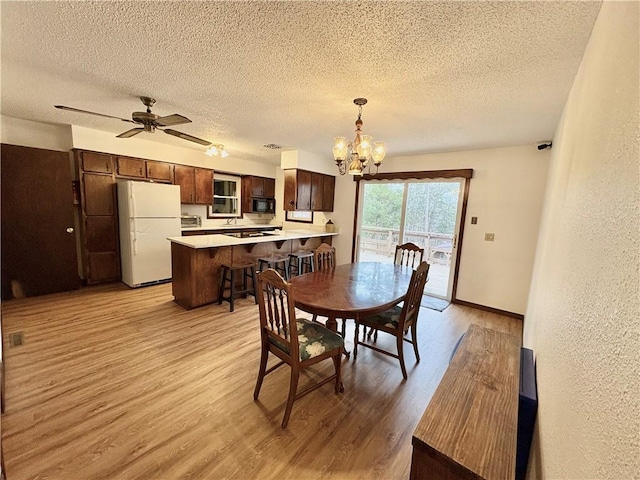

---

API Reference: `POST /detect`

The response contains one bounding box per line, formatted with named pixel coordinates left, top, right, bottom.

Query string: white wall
left=1, top=115, right=72, bottom=151
left=523, top=2, right=639, bottom=479
left=330, top=144, right=550, bottom=315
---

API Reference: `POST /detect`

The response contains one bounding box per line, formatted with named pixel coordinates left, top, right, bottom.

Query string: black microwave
left=252, top=197, right=275, bottom=214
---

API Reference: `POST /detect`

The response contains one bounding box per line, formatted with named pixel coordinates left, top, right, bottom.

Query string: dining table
left=289, top=262, right=414, bottom=335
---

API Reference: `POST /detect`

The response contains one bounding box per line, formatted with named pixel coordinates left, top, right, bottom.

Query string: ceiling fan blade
left=155, top=114, right=191, bottom=127
left=55, top=105, right=134, bottom=123
left=163, top=129, right=211, bottom=146
left=117, top=127, right=145, bottom=138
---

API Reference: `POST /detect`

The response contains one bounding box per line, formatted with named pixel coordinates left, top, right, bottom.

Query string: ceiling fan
left=55, top=96, right=211, bottom=146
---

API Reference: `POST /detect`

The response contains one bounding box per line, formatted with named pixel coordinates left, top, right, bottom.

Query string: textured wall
left=330, top=144, right=550, bottom=315
left=523, top=1, right=639, bottom=478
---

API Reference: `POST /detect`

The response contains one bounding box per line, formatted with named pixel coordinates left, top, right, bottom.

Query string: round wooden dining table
left=288, top=262, right=414, bottom=333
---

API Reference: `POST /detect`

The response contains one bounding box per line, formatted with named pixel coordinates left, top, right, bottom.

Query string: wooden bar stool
left=288, top=250, right=315, bottom=277
left=218, top=260, right=258, bottom=312
left=258, top=255, right=291, bottom=280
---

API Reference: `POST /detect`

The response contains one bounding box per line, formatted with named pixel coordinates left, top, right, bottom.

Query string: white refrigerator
left=117, top=180, right=181, bottom=288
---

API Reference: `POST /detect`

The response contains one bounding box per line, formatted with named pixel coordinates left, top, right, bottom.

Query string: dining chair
left=365, top=241, right=426, bottom=340
left=353, top=261, right=430, bottom=379
left=313, top=242, right=336, bottom=271
left=254, top=268, right=344, bottom=428
left=395, top=242, right=425, bottom=268
left=311, top=243, right=348, bottom=337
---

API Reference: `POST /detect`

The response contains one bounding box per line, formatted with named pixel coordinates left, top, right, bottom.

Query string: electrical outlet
left=485, top=233, right=495, bottom=241
left=471, top=217, right=478, bottom=224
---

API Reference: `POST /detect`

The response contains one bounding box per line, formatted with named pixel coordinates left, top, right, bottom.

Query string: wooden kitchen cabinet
left=174, top=165, right=195, bottom=203
left=117, top=156, right=146, bottom=178
left=242, top=176, right=276, bottom=213
left=81, top=151, right=113, bottom=173
left=146, top=161, right=173, bottom=182
left=85, top=216, right=118, bottom=252
left=194, top=168, right=214, bottom=205
left=83, top=173, right=116, bottom=216
left=283, top=169, right=335, bottom=212
left=174, top=165, right=213, bottom=204
left=322, top=174, right=335, bottom=212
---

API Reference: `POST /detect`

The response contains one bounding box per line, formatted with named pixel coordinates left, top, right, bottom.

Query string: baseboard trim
left=452, top=299, right=524, bottom=320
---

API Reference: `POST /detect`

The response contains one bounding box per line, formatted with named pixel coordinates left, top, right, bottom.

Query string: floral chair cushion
left=269, top=318, right=344, bottom=361
left=362, top=305, right=403, bottom=329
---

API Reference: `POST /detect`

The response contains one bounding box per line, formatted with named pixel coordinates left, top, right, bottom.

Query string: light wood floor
left=1, top=282, right=521, bottom=480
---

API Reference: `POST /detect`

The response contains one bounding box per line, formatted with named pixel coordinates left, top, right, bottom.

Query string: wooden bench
left=410, top=324, right=521, bottom=480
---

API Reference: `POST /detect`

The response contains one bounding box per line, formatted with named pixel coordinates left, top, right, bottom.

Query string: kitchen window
left=208, top=173, right=242, bottom=218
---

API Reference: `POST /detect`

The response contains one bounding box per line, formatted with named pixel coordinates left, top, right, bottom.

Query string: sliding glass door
left=356, top=178, right=464, bottom=300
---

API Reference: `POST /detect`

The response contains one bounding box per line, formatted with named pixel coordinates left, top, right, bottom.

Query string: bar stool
left=218, top=260, right=258, bottom=312
left=288, top=250, right=315, bottom=277
left=258, top=255, right=291, bottom=280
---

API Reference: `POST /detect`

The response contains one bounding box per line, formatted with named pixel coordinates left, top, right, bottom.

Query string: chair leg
left=411, top=321, right=420, bottom=363
left=229, top=269, right=236, bottom=312
left=341, top=318, right=346, bottom=338
left=282, top=368, right=299, bottom=428
left=217, top=266, right=228, bottom=305
left=332, top=351, right=344, bottom=393
left=251, top=266, right=258, bottom=304
left=353, top=322, right=359, bottom=358
left=397, top=334, right=408, bottom=380
left=254, top=343, right=269, bottom=400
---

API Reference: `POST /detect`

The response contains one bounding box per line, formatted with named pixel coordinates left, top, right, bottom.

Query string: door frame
left=351, top=169, right=473, bottom=302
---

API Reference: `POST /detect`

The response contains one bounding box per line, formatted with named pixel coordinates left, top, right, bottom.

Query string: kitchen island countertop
left=168, top=229, right=338, bottom=249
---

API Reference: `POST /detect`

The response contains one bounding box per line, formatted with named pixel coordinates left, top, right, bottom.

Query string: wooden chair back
left=314, top=243, right=336, bottom=271
left=256, top=269, right=298, bottom=362
left=395, top=242, right=425, bottom=268
left=397, top=261, right=430, bottom=330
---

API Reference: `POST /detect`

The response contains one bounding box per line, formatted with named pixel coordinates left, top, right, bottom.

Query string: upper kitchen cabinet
left=242, top=176, right=276, bottom=213
left=283, top=169, right=335, bottom=212
left=174, top=165, right=214, bottom=205
left=146, top=161, right=173, bottom=182
left=246, top=175, right=275, bottom=197
left=174, top=165, right=195, bottom=203
left=194, top=168, right=214, bottom=205
left=81, top=151, right=113, bottom=174
left=116, top=156, right=146, bottom=178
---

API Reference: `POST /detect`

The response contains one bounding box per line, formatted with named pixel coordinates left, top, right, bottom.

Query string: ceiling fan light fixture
left=205, top=144, right=229, bottom=158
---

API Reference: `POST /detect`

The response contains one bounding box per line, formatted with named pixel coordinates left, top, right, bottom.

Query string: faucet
left=226, top=218, right=237, bottom=225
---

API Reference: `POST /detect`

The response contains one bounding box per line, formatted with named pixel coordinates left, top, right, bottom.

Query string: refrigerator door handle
left=132, top=218, right=138, bottom=255
left=130, top=191, right=137, bottom=218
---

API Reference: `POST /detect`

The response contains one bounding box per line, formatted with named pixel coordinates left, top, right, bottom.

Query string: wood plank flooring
left=1, top=282, right=521, bottom=480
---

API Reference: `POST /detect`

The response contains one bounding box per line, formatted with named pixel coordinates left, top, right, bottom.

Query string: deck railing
left=359, top=227, right=454, bottom=265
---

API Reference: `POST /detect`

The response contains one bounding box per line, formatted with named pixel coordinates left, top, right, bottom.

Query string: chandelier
left=332, top=98, right=386, bottom=176
left=205, top=144, right=229, bottom=158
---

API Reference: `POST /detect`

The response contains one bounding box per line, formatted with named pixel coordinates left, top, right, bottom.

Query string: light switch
left=485, top=233, right=495, bottom=241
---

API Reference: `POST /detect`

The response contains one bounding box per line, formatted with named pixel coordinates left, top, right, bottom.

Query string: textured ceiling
left=1, top=1, right=601, bottom=165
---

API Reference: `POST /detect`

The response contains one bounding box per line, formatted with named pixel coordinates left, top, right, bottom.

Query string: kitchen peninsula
left=168, top=229, right=338, bottom=310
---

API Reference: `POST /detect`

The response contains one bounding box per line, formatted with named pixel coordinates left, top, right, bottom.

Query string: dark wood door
left=83, top=173, right=115, bottom=215
left=322, top=174, right=335, bottom=212
left=263, top=177, right=275, bottom=198
left=1, top=144, right=80, bottom=299
left=310, top=173, right=323, bottom=211
left=117, top=157, right=146, bottom=178
left=81, top=151, right=113, bottom=173
left=174, top=165, right=195, bottom=203
left=296, top=170, right=312, bottom=210
left=194, top=168, right=213, bottom=205
left=250, top=176, right=264, bottom=197
left=146, top=161, right=173, bottom=182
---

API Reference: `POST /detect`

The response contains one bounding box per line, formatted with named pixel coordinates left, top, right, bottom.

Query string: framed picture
left=286, top=210, right=313, bottom=223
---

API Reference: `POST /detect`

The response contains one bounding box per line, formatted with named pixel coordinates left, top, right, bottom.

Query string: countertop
left=168, top=229, right=338, bottom=249
left=180, top=223, right=279, bottom=232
